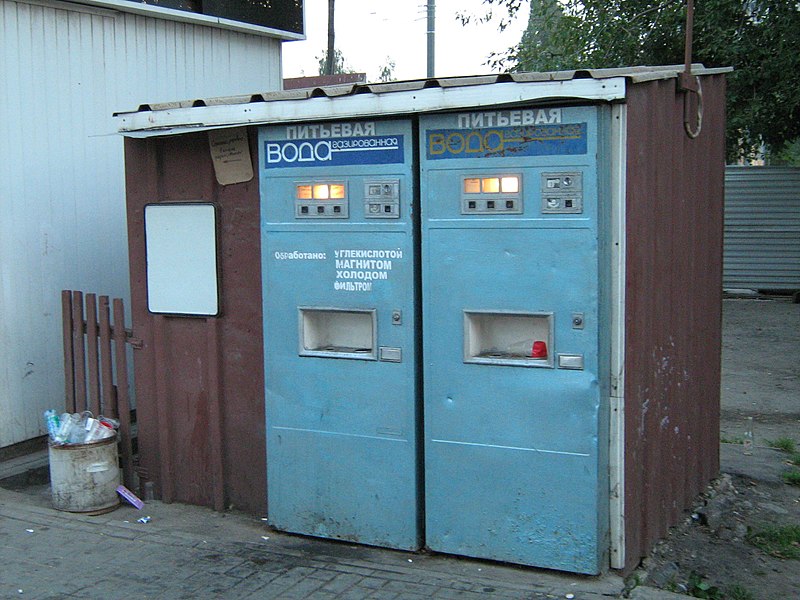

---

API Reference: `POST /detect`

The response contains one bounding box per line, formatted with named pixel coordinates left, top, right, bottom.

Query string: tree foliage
left=377, top=57, right=397, bottom=83
left=316, top=49, right=353, bottom=75
left=481, top=0, right=800, bottom=162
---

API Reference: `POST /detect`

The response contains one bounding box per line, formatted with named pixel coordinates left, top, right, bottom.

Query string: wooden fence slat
left=113, top=299, right=135, bottom=491
left=86, top=294, right=101, bottom=417
left=63, top=291, right=137, bottom=494
left=71, top=291, right=87, bottom=413
left=99, top=296, right=116, bottom=419
left=62, top=291, right=76, bottom=414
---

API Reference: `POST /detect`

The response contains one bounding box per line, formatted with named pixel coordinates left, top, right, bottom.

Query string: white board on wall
left=144, top=203, right=219, bottom=316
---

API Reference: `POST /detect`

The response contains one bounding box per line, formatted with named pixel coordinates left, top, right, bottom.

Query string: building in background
left=284, top=73, right=367, bottom=89
left=0, top=0, right=302, bottom=450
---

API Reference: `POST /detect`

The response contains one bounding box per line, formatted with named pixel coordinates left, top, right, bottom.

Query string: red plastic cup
left=531, top=341, right=548, bottom=359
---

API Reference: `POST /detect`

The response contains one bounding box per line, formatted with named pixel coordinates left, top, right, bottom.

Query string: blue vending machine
left=259, top=119, right=421, bottom=550
left=420, top=106, right=611, bottom=573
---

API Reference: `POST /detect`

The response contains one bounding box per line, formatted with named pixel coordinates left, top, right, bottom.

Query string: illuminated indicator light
left=501, top=176, right=519, bottom=193
left=464, top=178, right=481, bottom=194
left=329, top=184, right=345, bottom=199
left=296, top=185, right=313, bottom=199
left=313, top=184, right=330, bottom=199
left=482, top=178, right=500, bottom=193
left=531, top=341, right=547, bottom=359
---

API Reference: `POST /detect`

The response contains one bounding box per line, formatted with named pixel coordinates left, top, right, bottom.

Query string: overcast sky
left=281, top=0, right=530, bottom=82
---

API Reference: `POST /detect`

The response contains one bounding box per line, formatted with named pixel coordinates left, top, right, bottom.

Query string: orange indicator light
left=329, top=184, right=345, bottom=199
left=464, top=178, right=481, bottom=194
left=482, top=178, right=500, bottom=193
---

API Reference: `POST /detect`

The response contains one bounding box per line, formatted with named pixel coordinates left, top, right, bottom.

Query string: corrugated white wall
left=0, top=0, right=282, bottom=447
left=724, top=166, right=800, bottom=290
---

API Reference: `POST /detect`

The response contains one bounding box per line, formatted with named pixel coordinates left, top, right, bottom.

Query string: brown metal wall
left=622, top=75, right=726, bottom=571
left=124, top=130, right=265, bottom=514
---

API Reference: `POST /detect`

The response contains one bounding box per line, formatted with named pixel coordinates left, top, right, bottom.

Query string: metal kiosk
left=259, top=119, right=421, bottom=550
left=116, top=67, right=727, bottom=575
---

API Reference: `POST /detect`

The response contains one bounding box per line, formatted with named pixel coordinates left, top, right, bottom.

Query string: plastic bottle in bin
left=43, top=409, right=60, bottom=440
left=99, top=416, right=119, bottom=431
left=51, top=410, right=117, bottom=444
left=85, top=417, right=116, bottom=442
left=54, top=411, right=90, bottom=444
left=73, top=411, right=93, bottom=444
left=83, top=417, right=102, bottom=442
left=55, top=412, right=77, bottom=443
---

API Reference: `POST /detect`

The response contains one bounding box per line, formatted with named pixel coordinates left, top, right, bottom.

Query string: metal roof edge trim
left=116, top=78, right=627, bottom=136
left=626, top=65, right=733, bottom=83
left=73, top=0, right=304, bottom=40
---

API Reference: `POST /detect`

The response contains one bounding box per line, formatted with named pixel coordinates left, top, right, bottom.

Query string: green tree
left=316, top=48, right=353, bottom=75
left=377, top=57, right=397, bottom=83
left=479, top=0, right=800, bottom=163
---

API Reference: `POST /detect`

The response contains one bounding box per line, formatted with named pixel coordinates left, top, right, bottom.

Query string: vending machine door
left=420, top=106, right=610, bottom=573
left=259, top=119, right=421, bottom=549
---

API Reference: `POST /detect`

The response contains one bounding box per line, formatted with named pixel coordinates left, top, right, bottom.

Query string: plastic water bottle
left=71, top=411, right=94, bottom=444
left=43, top=410, right=60, bottom=441
left=55, top=412, right=76, bottom=443
left=84, top=418, right=102, bottom=442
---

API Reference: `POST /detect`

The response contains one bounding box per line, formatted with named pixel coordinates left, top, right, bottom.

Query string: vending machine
left=420, top=105, right=611, bottom=573
left=259, top=119, right=421, bottom=549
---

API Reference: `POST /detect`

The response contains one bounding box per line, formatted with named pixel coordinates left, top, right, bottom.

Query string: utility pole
left=325, top=0, right=336, bottom=75
left=426, top=1, right=435, bottom=78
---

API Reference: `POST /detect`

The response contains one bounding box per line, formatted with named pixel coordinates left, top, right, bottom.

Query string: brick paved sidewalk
left=0, top=483, right=633, bottom=600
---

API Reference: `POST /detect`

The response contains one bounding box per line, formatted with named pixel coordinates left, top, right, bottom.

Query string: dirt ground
left=633, top=297, right=800, bottom=600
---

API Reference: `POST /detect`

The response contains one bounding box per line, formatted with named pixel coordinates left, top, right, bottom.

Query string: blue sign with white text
left=264, top=135, right=405, bottom=168
left=426, top=123, right=587, bottom=160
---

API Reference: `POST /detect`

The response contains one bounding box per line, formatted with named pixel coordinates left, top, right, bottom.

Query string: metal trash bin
left=48, top=436, right=120, bottom=514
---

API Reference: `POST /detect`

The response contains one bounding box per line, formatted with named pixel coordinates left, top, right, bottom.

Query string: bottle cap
left=532, top=341, right=547, bottom=359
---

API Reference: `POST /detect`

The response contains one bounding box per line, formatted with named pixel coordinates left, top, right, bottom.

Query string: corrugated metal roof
left=115, top=64, right=731, bottom=137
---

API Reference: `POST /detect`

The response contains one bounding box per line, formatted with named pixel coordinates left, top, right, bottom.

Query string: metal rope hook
left=678, top=0, right=702, bottom=139
left=684, top=77, right=703, bottom=139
